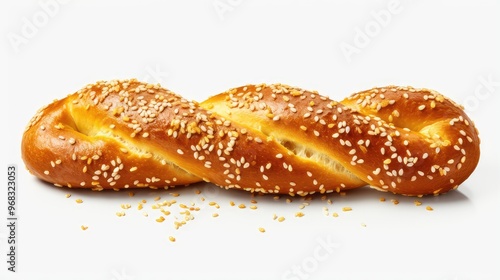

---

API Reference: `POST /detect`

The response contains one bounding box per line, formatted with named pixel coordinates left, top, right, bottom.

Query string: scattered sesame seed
left=116, top=211, right=126, bottom=217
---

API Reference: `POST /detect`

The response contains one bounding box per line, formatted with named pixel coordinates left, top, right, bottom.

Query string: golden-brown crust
left=21, top=80, right=480, bottom=196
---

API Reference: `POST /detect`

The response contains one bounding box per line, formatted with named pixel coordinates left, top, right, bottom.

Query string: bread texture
left=21, top=79, right=480, bottom=196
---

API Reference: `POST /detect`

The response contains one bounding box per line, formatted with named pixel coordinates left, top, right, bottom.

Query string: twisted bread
left=21, top=79, right=480, bottom=196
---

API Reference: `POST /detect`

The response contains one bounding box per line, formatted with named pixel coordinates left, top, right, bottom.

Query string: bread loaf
left=21, top=79, right=480, bottom=196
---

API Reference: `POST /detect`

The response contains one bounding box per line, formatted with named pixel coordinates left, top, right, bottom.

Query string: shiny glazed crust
left=21, top=79, right=480, bottom=196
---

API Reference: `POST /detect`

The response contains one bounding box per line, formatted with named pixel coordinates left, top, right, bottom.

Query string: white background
left=1, top=0, right=499, bottom=279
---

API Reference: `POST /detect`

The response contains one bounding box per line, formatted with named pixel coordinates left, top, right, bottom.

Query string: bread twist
left=21, top=79, right=480, bottom=196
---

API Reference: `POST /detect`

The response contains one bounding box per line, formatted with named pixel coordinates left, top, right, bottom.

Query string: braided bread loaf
left=21, top=79, right=480, bottom=196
